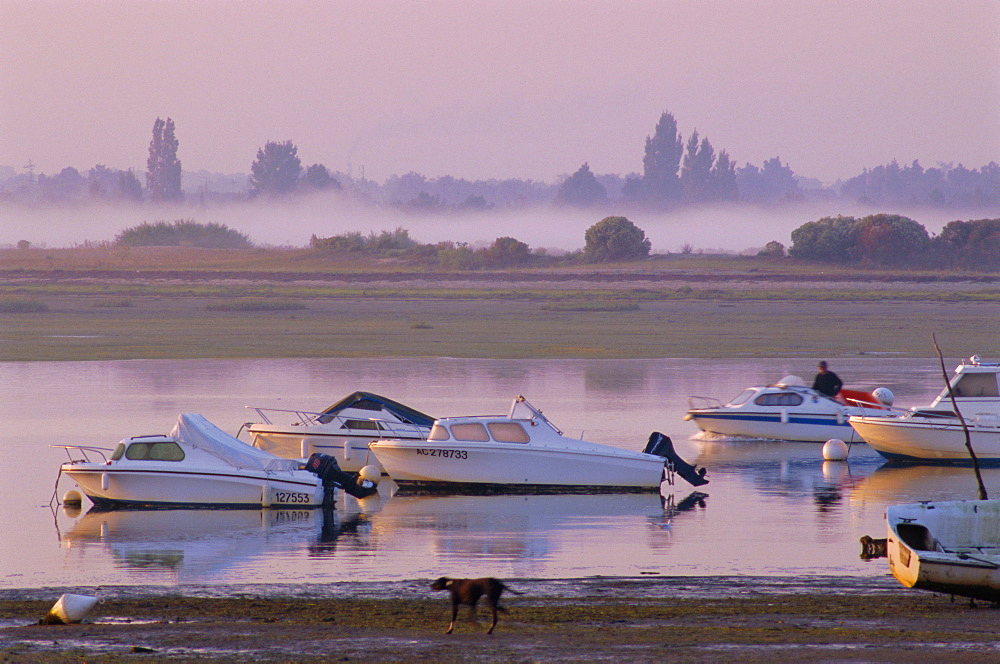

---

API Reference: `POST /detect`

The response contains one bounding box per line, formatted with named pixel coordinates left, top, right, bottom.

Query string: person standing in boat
left=812, top=361, right=843, bottom=398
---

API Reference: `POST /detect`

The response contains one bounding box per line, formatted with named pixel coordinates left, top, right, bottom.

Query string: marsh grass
left=205, top=298, right=307, bottom=312
left=2, top=296, right=996, bottom=362
left=0, top=297, right=48, bottom=313
left=91, top=297, right=133, bottom=308
left=542, top=300, right=641, bottom=312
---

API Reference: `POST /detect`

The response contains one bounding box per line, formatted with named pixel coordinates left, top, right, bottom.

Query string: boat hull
left=851, top=417, right=1000, bottom=463
left=248, top=429, right=386, bottom=472
left=62, top=464, right=327, bottom=509
left=887, top=500, right=1000, bottom=602
left=368, top=441, right=664, bottom=494
left=686, top=411, right=863, bottom=443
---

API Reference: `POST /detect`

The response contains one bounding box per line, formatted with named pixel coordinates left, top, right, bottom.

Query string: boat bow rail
left=686, top=395, right=724, bottom=410
left=51, top=445, right=114, bottom=464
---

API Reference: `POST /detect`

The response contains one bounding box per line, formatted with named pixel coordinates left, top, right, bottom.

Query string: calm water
left=2, top=357, right=992, bottom=590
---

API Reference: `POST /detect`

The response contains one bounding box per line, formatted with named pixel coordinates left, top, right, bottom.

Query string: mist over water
left=0, top=195, right=974, bottom=255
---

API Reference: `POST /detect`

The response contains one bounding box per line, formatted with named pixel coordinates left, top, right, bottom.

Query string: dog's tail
left=500, top=583, right=524, bottom=595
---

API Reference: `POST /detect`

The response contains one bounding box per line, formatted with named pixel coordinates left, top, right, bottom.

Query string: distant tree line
left=308, top=216, right=650, bottom=267
left=1, top=115, right=997, bottom=212
left=781, top=215, right=1000, bottom=269
left=79, top=211, right=1000, bottom=272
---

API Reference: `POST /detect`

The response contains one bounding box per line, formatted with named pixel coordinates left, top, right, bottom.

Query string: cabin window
left=124, top=441, right=185, bottom=461
left=727, top=389, right=755, bottom=406
left=111, top=443, right=126, bottom=460
left=343, top=419, right=379, bottom=431
left=952, top=373, right=1000, bottom=398
left=755, top=392, right=804, bottom=407
left=488, top=422, right=530, bottom=443
left=450, top=423, right=490, bottom=442
left=427, top=424, right=451, bottom=441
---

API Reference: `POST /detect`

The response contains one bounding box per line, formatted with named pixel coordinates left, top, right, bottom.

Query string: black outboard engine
left=305, top=453, right=379, bottom=500
left=644, top=432, right=709, bottom=487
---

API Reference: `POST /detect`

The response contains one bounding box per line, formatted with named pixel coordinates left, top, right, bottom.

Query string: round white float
left=63, top=490, right=83, bottom=506
left=822, top=438, right=849, bottom=461
left=358, top=465, right=380, bottom=483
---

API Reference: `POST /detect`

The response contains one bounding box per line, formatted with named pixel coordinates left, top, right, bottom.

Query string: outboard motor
left=305, top=453, right=379, bottom=500
left=644, top=432, right=709, bottom=487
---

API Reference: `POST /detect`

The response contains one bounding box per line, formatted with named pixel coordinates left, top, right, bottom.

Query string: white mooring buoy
left=822, top=438, right=849, bottom=461
left=41, top=593, right=99, bottom=624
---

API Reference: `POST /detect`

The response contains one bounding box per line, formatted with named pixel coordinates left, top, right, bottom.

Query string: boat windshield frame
left=726, top=389, right=756, bottom=407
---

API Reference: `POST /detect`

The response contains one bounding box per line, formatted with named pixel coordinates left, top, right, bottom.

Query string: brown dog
left=430, top=577, right=521, bottom=634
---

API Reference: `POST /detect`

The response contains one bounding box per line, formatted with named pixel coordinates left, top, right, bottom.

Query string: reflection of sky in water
left=0, top=357, right=982, bottom=588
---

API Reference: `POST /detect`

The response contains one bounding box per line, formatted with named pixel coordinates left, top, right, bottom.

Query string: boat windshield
left=427, top=424, right=451, bottom=441
left=726, top=389, right=756, bottom=407
left=950, top=372, right=1000, bottom=398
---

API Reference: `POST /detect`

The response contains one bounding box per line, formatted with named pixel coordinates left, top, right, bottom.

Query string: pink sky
left=2, top=0, right=997, bottom=184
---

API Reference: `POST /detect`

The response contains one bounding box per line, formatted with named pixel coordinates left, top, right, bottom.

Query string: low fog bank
left=0, top=196, right=986, bottom=255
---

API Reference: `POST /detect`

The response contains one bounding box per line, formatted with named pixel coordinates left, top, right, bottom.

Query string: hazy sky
left=2, top=1, right=998, bottom=185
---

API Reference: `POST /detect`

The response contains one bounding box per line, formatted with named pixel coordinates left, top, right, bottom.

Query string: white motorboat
left=886, top=499, right=1000, bottom=602
left=368, top=395, right=708, bottom=494
left=55, top=413, right=378, bottom=509
left=684, top=375, right=894, bottom=443
left=244, top=391, right=434, bottom=472
left=850, top=356, right=1000, bottom=463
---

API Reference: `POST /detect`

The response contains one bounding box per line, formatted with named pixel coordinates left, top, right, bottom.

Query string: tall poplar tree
left=146, top=117, right=183, bottom=202
left=680, top=130, right=716, bottom=203
left=639, top=111, right=684, bottom=205
left=711, top=150, right=739, bottom=201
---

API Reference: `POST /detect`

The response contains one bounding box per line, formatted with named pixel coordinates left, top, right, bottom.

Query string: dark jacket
left=813, top=371, right=843, bottom=397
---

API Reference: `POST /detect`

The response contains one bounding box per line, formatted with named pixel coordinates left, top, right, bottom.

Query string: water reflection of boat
left=887, top=499, right=1000, bottom=602
left=849, top=463, right=1000, bottom=505
left=61, top=507, right=367, bottom=579
left=367, top=490, right=707, bottom=559
left=692, top=438, right=884, bottom=511
left=685, top=376, right=893, bottom=443
left=692, top=438, right=840, bottom=467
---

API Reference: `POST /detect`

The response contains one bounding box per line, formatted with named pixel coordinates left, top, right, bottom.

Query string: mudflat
left=2, top=577, right=1000, bottom=662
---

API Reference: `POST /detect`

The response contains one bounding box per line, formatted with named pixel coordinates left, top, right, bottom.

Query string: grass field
left=1, top=247, right=997, bottom=361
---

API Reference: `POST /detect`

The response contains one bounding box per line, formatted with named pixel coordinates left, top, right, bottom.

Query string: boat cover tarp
left=320, top=391, right=435, bottom=427
left=171, top=414, right=302, bottom=472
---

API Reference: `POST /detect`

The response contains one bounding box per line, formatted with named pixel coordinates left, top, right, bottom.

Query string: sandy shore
left=3, top=576, right=1000, bottom=662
